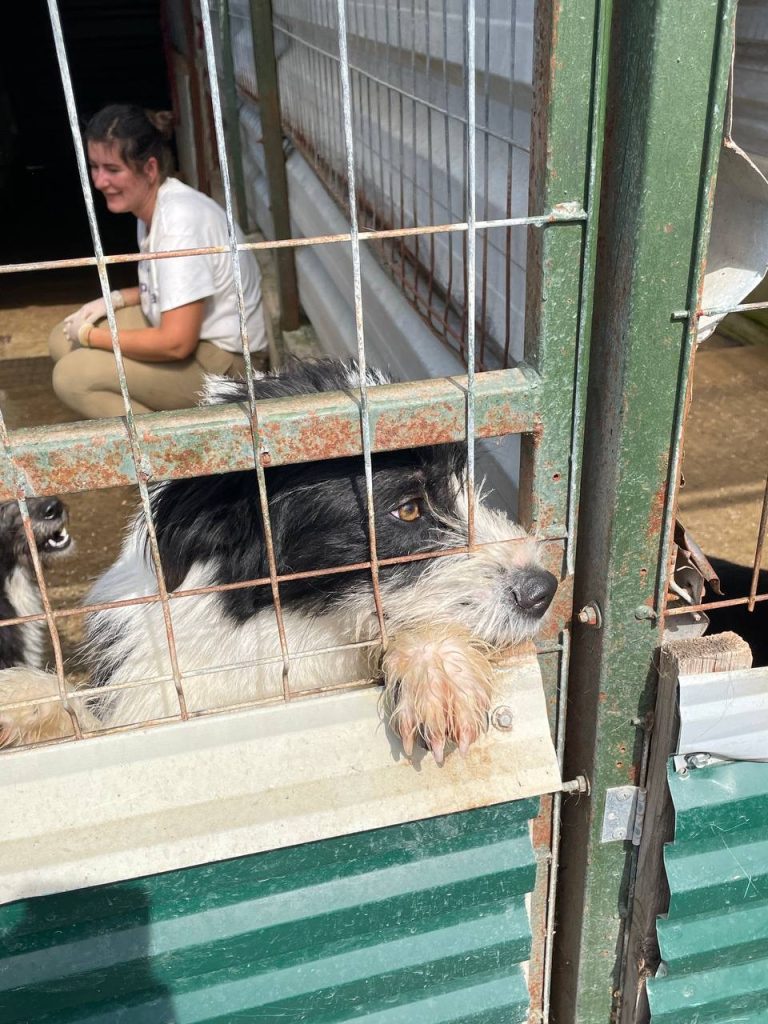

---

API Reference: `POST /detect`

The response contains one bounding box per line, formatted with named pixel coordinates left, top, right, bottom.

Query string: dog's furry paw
left=382, top=625, right=494, bottom=764
left=0, top=668, right=77, bottom=747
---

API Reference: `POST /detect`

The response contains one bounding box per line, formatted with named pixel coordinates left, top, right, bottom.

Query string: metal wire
left=272, top=0, right=528, bottom=370
left=199, top=0, right=293, bottom=698
left=0, top=210, right=585, bottom=277
left=45, top=0, right=189, bottom=723
left=0, top=0, right=576, bottom=749
left=334, top=0, right=388, bottom=647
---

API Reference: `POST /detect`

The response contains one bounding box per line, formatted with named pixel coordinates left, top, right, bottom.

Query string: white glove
left=62, top=290, right=125, bottom=343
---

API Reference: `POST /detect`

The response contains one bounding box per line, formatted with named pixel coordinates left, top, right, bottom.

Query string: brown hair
left=85, top=104, right=175, bottom=179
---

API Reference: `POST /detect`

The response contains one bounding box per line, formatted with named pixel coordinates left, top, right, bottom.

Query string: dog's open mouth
left=40, top=527, right=72, bottom=553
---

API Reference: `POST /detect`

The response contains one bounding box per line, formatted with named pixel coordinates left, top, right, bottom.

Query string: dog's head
left=0, top=497, right=72, bottom=569
left=152, top=360, right=557, bottom=646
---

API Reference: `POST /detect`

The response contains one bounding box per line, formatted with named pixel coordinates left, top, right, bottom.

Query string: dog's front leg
left=382, top=625, right=494, bottom=764
left=0, top=668, right=98, bottom=747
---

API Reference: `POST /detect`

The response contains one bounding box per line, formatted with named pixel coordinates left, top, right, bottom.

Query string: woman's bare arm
left=87, top=299, right=206, bottom=361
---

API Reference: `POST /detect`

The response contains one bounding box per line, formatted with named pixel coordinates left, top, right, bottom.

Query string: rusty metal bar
left=748, top=472, right=768, bottom=612
left=0, top=210, right=587, bottom=276
left=248, top=0, right=301, bottom=331
left=0, top=369, right=541, bottom=500
left=666, top=591, right=768, bottom=617
left=0, top=533, right=562, bottom=635
left=673, top=298, right=768, bottom=319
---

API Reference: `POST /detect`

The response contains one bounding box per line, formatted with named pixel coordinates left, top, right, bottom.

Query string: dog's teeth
left=46, top=528, right=71, bottom=549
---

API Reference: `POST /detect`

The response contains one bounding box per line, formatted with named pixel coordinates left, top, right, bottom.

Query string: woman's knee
left=48, top=320, right=74, bottom=364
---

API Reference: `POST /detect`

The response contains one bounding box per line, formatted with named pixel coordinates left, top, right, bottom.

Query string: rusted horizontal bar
left=672, top=298, right=768, bottom=320
left=0, top=209, right=586, bottom=276
left=665, top=591, right=768, bottom=617
left=0, top=368, right=541, bottom=499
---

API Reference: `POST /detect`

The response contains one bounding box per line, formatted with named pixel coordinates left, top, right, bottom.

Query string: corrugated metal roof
left=0, top=799, right=538, bottom=1022
left=647, top=760, right=768, bottom=1023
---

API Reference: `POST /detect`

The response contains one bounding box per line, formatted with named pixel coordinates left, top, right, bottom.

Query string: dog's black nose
left=512, top=569, right=558, bottom=616
left=41, top=498, right=64, bottom=520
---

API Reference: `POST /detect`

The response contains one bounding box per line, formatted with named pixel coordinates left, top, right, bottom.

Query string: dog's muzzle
left=510, top=568, right=559, bottom=618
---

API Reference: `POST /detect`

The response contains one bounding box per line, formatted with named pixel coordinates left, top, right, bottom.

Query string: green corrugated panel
left=647, top=762, right=768, bottom=1023
left=0, top=800, right=538, bottom=1023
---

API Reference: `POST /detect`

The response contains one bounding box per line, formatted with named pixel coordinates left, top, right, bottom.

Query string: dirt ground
left=0, top=273, right=766, bottom=666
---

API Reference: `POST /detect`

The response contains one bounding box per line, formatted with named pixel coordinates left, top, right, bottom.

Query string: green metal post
left=552, top=1, right=738, bottom=1021
left=521, top=1, right=610, bottom=1016
left=248, top=0, right=301, bottom=332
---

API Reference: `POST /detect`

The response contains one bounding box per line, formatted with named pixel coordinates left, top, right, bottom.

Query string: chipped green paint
left=0, top=370, right=541, bottom=499
left=555, top=1, right=739, bottom=1021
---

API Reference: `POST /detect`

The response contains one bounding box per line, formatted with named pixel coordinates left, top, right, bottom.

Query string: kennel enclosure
left=2, top=1, right=768, bottom=1022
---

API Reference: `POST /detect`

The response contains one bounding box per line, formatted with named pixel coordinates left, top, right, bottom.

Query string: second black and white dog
left=0, top=497, right=71, bottom=669
left=0, top=361, right=557, bottom=761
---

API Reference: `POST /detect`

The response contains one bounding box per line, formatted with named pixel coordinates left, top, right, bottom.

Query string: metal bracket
left=601, top=786, right=646, bottom=845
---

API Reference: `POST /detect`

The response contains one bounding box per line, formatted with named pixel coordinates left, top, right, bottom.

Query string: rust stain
left=374, top=401, right=462, bottom=449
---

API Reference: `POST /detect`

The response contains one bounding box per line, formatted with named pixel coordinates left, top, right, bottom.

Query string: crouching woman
left=50, top=104, right=268, bottom=417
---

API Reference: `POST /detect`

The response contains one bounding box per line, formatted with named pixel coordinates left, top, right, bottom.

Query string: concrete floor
left=0, top=272, right=766, bottom=667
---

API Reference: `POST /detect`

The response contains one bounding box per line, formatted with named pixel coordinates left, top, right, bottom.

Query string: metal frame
left=554, top=2, right=740, bottom=1021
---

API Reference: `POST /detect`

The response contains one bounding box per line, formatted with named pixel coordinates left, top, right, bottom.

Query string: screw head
left=491, top=706, right=514, bottom=731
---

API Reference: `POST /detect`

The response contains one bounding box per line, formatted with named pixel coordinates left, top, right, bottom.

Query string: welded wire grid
left=266, top=0, right=532, bottom=370
left=0, top=0, right=573, bottom=746
left=664, top=293, right=768, bottom=621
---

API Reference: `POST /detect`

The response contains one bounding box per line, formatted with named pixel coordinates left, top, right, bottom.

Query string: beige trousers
left=49, top=305, right=268, bottom=418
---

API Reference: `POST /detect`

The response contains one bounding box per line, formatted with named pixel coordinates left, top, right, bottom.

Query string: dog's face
left=0, top=497, right=72, bottom=568
left=152, top=361, right=557, bottom=648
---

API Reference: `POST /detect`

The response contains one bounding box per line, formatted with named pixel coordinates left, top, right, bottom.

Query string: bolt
left=577, top=601, right=602, bottom=628
left=491, top=706, right=514, bottom=731
left=634, top=605, right=657, bottom=621
left=561, top=775, right=590, bottom=794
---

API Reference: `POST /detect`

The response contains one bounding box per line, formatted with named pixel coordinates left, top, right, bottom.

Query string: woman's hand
left=62, top=290, right=126, bottom=342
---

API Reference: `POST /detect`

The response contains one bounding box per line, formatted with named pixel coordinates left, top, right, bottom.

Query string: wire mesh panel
left=227, top=0, right=535, bottom=370
left=0, top=0, right=608, bottom=1020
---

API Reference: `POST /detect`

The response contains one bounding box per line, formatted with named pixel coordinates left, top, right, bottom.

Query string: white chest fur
left=6, top=567, right=45, bottom=669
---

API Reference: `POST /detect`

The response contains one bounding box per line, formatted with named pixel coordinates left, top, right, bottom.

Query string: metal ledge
left=0, top=650, right=560, bottom=903
left=0, top=368, right=541, bottom=499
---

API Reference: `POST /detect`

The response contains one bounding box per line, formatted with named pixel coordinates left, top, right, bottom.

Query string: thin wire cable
left=334, top=0, right=388, bottom=647
left=749, top=473, right=768, bottom=612
left=198, top=0, right=293, bottom=698
left=465, top=0, right=477, bottom=545
left=45, top=0, right=188, bottom=719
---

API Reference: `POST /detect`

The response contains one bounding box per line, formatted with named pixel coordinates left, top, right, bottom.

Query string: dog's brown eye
left=393, top=500, right=422, bottom=522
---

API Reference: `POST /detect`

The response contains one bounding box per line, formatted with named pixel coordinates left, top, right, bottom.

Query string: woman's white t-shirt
left=136, top=178, right=267, bottom=354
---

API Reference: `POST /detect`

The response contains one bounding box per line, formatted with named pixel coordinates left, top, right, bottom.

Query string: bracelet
left=78, top=322, right=94, bottom=347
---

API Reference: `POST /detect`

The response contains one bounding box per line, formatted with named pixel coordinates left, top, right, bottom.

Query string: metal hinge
left=601, top=786, right=646, bottom=845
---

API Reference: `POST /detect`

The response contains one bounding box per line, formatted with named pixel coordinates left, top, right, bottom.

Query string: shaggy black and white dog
left=0, top=362, right=557, bottom=761
left=0, top=497, right=71, bottom=669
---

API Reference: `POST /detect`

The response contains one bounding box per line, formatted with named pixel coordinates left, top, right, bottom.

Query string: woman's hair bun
left=145, top=109, right=175, bottom=140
